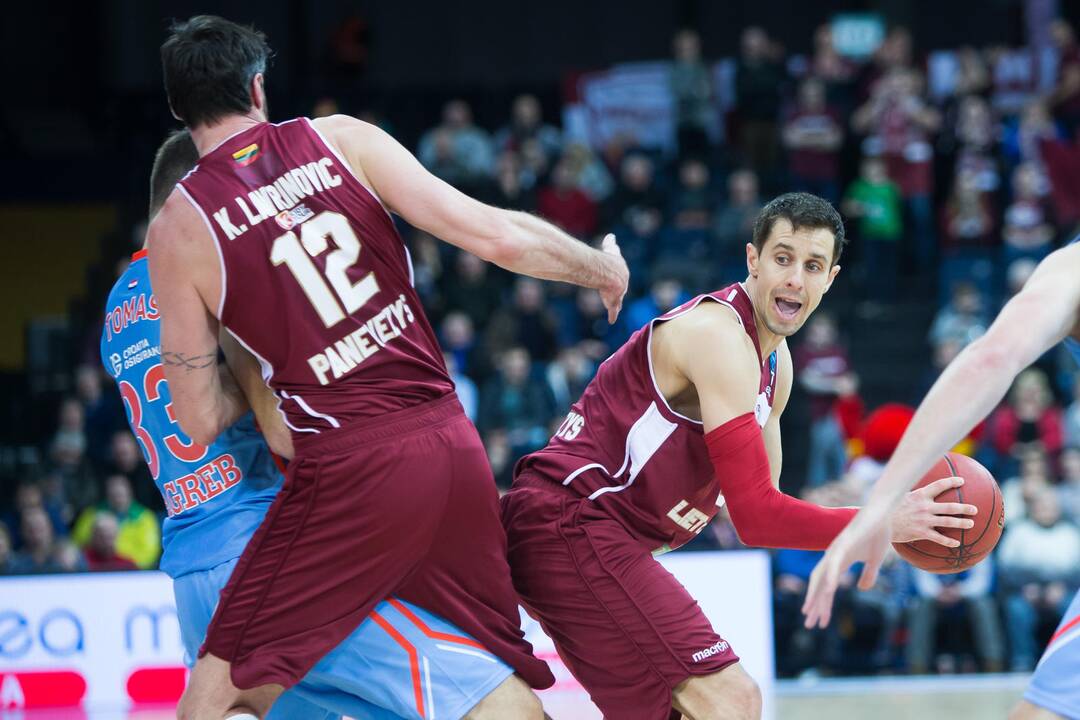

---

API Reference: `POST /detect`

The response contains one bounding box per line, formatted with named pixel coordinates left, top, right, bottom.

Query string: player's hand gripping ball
left=893, top=452, right=1005, bottom=573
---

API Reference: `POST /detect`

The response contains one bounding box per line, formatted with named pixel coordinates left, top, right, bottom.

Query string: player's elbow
left=177, top=409, right=222, bottom=447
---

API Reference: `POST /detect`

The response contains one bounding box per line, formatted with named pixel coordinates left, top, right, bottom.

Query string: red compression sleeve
left=707, top=413, right=857, bottom=550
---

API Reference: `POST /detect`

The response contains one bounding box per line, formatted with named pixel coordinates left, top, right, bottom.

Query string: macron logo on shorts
left=691, top=640, right=730, bottom=663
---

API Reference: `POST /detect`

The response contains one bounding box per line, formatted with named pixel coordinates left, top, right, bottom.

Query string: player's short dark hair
left=752, top=192, right=847, bottom=265
left=161, top=15, right=271, bottom=128
left=149, top=129, right=199, bottom=217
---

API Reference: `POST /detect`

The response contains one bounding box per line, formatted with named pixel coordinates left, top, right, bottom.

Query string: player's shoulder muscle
left=664, top=301, right=759, bottom=388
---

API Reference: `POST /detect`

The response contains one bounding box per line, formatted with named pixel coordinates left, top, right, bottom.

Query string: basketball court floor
left=9, top=673, right=1031, bottom=719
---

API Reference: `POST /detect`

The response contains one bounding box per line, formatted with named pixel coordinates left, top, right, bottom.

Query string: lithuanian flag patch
left=232, top=143, right=260, bottom=166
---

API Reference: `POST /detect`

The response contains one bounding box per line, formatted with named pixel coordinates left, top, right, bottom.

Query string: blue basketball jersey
left=1069, top=235, right=1080, bottom=367
left=101, top=250, right=282, bottom=578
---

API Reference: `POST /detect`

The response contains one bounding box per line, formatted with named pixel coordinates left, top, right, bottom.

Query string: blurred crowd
left=4, top=17, right=1080, bottom=680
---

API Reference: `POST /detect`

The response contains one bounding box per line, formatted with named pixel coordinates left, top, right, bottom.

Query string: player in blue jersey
left=101, top=129, right=519, bottom=720
left=804, top=238, right=1080, bottom=720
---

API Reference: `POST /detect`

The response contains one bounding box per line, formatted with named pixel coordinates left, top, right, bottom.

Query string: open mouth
left=774, top=297, right=803, bottom=321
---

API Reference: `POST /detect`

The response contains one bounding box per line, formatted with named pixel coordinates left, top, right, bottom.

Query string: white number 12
left=270, top=211, right=380, bottom=327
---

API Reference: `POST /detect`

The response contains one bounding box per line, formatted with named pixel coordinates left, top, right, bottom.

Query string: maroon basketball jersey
left=516, top=283, right=778, bottom=552
left=178, top=119, right=453, bottom=434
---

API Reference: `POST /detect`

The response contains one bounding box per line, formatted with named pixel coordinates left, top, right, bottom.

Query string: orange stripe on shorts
left=371, top=610, right=425, bottom=718
left=388, top=597, right=488, bottom=651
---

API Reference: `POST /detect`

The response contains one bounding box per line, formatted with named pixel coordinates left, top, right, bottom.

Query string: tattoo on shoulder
left=162, top=351, right=217, bottom=371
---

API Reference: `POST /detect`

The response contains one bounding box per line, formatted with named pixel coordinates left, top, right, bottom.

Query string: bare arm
left=314, top=115, right=628, bottom=321
left=147, top=195, right=248, bottom=446
left=863, top=243, right=1080, bottom=512
left=803, top=243, right=1080, bottom=628
left=219, top=330, right=294, bottom=459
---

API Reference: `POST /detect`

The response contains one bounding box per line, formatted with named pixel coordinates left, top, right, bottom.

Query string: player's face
left=746, top=220, right=840, bottom=337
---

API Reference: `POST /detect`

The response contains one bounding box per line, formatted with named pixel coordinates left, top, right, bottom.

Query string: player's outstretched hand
left=802, top=503, right=891, bottom=629
left=599, top=233, right=629, bottom=324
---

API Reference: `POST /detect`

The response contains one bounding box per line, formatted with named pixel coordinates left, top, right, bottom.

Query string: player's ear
left=168, top=101, right=182, bottom=124
left=824, top=263, right=841, bottom=293
left=746, top=242, right=759, bottom=278
left=251, top=73, right=266, bottom=115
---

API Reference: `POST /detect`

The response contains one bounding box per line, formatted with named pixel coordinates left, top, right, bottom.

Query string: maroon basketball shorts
left=200, top=395, right=553, bottom=692
left=500, top=476, right=739, bottom=720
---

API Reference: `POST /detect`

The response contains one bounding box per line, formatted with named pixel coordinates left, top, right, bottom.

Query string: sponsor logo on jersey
left=667, top=500, right=711, bottom=535
left=274, top=203, right=315, bottom=231
left=117, top=338, right=161, bottom=373
left=691, top=639, right=730, bottom=663
left=232, top=143, right=260, bottom=167
left=109, top=353, right=123, bottom=378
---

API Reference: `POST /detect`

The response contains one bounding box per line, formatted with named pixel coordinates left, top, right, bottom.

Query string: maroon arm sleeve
left=707, top=412, right=857, bottom=550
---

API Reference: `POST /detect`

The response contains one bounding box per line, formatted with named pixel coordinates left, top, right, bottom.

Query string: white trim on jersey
left=404, top=243, right=416, bottom=288
left=303, top=117, right=396, bottom=223
left=575, top=401, right=679, bottom=500
left=176, top=184, right=228, bottom=321
left=644, top=292, right=745, bottom=427
left=222, top=328, right=317, bottom=435
left=282, top=390, right=341, bottom=429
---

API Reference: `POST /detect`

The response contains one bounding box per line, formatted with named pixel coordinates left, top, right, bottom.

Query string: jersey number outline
left=118, top=362, right=209, bottom=480
left=270, top=211, right=380, bottom=327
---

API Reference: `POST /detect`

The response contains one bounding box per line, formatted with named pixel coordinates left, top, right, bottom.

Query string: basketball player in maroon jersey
left=500, top=193, right=977, bottom=720
left=148, top=16, right=627, bottom=720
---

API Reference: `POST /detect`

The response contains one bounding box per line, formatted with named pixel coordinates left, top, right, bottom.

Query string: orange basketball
left=892, top=452, right=1005, bottom=574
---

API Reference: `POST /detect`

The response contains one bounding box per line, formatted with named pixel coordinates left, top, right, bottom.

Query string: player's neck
left=743, top=277, right=784, bottom=360
left=189, top=114, right=264, bottom=158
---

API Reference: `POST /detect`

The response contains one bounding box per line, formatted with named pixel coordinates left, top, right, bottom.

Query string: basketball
left=893, top=452, right=1005, bottom=574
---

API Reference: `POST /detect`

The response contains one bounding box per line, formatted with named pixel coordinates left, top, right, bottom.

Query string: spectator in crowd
left=485, top=277, right=560, bottom=363
left=545, top=344, right=595, bottom=411
left=941, top=167, right=997, bottom=252
left=1066, top=379, right=1080, bottom=448
left=928, top=282, right=988, bottom=350
left=773, top=543, right=848, bottom=677
left=998, top=488, right=1080, bottom=670
left=989, top=368, right=1064, bottom=464
left=405, top=229, right=446, bottom=310
left=561, top=142, right=614, bottom=203
left=494, top=93, right=561, bottom=160
left=1058, top=446, right=1080, bottom=522
left=484, top=430, right=515, bottom=491
left=1002, top=163, right=1056, bottom=266
left=907, top=560, right=1005, bottom=673
left=670, top=29, right=714, bottom=159
left=2, top=480, right=67, bottom=548
left=72, top=474, right=160, bottom=570
left=442, top=250, right=506, bottom=331
left=735, top=27, right=785, bottom=182
left=619, top=274, right=690, bottom=343
left=783, top=77, right=844, bottom=204
left=417, top=99, right=495, bottom=189
left=794, top=313, right=854, bottom=487
left=570, top=287, right=616, bottom=359
left=843, top=156, right=903, bottom=302
left=440, top=311, right=487, bottom=383
left=75, top=364, right=124, bottom=468
left=1001, top=100, right=1062, bottom=173
left=808, top=24, right=857, bottom=105
left=0, top=525, right=12, bottom=575
left=853, top=69, right=940, bottom=269
left=488, top=152, right=537, bottom=212
left=1049, top=19, right=1080, bottom=134
left=83, top=512, right=138, bottom=572
left=660, top=157, right=715, bottom=275
left=712, top=169, right=762, bottom=282
left=604, top=154, right=666, bottom=286
left=443, top=352, right=478, bottom=423
left=478, top=346, right=555, bottom=460
left=106, top=430, right=160, bottom=514
left=536, top=158, right=598, bottom=239
left=951, top=95, right=1001, bottom=197
left=10, top=507, right=86, bottom=574
left=1001, top=448, right=1055, bottom=525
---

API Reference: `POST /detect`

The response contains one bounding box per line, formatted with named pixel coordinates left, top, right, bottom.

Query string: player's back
left=177, top=119, right=453, bottom=436
left=101, top=252, right=282, bottom=578
left=516, top=282, right=778, bottom=552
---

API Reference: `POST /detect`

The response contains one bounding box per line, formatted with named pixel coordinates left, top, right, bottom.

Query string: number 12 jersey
left=177, top=118, right=454, bottom=435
